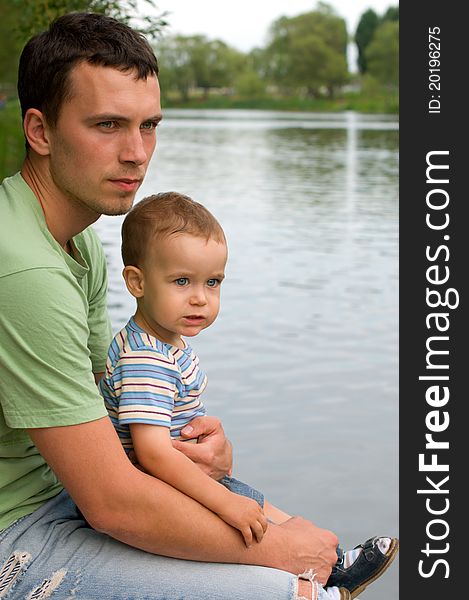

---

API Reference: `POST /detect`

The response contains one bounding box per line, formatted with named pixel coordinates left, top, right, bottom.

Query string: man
left=0, top=13, right=338, bottom=599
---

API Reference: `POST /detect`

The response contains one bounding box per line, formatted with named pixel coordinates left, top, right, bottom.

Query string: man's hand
left=277, top=517, right=338, bottom=582
left=171, top=416, right=232, bottom=480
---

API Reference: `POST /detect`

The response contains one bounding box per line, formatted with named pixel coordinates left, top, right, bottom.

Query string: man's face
left=46, top=62, right=162, bottom=217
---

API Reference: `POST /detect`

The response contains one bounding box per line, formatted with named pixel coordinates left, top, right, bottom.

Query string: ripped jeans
left=0, top=490, right=333, bottom=600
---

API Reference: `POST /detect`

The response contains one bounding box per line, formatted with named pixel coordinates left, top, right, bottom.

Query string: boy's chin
left=180, top=325, right=206, bottom=338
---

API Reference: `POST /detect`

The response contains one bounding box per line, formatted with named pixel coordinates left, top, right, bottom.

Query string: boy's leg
left=264, top=500, right=293, bottom=524
left=218, top=476, right=291, bottom=524
left=0, top=490, right=307, bottom=600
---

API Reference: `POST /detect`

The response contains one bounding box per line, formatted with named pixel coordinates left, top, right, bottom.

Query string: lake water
left=93, top=109, right=399, bottom=599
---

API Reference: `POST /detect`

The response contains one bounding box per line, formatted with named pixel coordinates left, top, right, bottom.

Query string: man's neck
left=21, top=155, right=100, bottom=249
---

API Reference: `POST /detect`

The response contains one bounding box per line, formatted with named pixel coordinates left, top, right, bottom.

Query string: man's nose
left=119, top=130, right=148, bottom=165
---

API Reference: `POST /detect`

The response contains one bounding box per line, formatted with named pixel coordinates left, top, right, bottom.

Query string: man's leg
left=0, top=490, right=308, bottom=600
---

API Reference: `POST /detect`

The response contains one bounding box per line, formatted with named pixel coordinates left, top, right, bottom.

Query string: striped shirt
left=99, top=317, right=207, bottom=451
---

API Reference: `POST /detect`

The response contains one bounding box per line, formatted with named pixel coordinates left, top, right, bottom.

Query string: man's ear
left=123, top=266, right=145, bottom=298
left=23, top=109, right=51, bottom=156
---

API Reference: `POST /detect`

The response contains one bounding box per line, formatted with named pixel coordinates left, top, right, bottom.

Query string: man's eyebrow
left=85, top=113, right=163, bottom=124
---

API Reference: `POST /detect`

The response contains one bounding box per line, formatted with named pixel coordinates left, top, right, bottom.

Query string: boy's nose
left=189, top=289, right=207, bottom=305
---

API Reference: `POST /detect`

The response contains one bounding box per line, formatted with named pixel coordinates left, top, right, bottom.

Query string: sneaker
left=327, top=536, right=399, bottom=599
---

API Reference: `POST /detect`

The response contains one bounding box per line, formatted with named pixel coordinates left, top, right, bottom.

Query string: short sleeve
left=113, top=347, right=181, bottom=428
left=0, top=268, right=108, bottom=428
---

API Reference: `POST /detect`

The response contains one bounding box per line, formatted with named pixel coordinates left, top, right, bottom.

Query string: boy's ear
left=123, top=266, right=145, bottom=298
left=23, top=109, right=51, bottom=156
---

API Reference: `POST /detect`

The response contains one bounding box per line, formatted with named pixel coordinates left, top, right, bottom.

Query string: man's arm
left=28, top=417, right=338, bottom=580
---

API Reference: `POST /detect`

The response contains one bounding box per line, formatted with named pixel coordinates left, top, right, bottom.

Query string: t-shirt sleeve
left=113, top=348, right=180, bottom=428
left=0, top=268, right=108, bottom=428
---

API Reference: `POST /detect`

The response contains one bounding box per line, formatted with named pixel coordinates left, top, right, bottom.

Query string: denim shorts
left=218, top=475, right=265, bottom=507
left=0, top=489, right=302, bottom=600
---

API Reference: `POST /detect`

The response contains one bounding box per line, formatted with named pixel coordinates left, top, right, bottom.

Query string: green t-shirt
left=0, top=173, right=112, bottom=531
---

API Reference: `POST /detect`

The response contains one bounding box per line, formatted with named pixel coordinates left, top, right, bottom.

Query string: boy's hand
left=217, top=494, right=268, bottom=547
left=172, top=416, right=233, bottom=480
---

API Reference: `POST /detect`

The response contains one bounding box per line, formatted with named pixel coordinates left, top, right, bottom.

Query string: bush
left=0, top=99, right=24, bottom=181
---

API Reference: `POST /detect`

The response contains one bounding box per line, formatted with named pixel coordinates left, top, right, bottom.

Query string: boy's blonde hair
left=121, top=191, right=226, bottom=267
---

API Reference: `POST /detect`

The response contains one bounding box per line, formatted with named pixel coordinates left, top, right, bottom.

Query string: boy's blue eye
left=206, top=279, right=220, bottom=288
left=175, top=278, right=189, bottom=286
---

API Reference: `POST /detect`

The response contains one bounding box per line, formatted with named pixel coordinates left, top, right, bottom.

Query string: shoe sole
left=350, top=538, right=399, bottom=599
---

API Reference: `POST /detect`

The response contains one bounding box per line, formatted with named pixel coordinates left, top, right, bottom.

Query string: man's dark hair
left=18, top=11, right=159, bottom=127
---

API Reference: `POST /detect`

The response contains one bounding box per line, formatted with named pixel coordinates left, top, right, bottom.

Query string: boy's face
left=44, top=62, right=162, bottom=218
left=132, top=233, right=227, bottom=347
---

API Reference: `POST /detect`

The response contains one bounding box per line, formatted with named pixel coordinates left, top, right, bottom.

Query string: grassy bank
left=0, top=100, right=24, bottom=181
left=162, top=89, right=399, bottom=114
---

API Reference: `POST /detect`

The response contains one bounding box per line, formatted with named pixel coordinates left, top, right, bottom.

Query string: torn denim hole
left=0, top=551, right=31, bottom=598
left=298, top=568, right=317, bottom=600
left=26, top=569, right=67, bottom=600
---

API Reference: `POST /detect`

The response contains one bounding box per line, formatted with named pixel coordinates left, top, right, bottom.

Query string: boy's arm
left=173, top=416, right=233, bottom=479
left=130, top=423, right=267, bottom=546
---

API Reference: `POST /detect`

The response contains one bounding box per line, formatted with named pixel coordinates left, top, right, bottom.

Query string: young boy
left=99, top=192, right=398, bottom=600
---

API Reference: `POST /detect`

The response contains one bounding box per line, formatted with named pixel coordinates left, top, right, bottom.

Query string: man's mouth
left=109, top=178, right=141, bottom=192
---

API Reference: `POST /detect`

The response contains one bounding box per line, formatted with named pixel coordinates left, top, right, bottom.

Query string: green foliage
left=354, top=5, right=398, bottom=74
left=264, top=2, right=348, bottom=98
left=163, top=89, right=398, bottom=115
left=355, top=9, right=379, bottom=74
left=0, top=100, right=24, bottom=181
left=0, top=0, right=24, bottom=85
left=156, top=34, right=244, bottom=102
left=234, top=69, right=266, bottom=99
left=10, top=0, right=168, bottom=40
left=382, top=6, right=399, bottom=22
left=365, top=21, right=399, bottom=87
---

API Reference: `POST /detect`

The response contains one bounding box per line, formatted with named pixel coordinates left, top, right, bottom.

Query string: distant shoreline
left=161, top=92, right=398, bottom=115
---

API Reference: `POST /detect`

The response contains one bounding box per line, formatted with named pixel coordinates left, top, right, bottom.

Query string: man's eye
left=175, top=278, right=189, bottom=286
left=98, top=121, right=117, bottom=129
left=206, top=279, right=220, bottom=288
left=141, top=121, right=158, bottom=130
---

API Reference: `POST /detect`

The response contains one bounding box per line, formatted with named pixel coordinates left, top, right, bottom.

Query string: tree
left=264, top=2, right=348, bottom=98
left=365, top=21, right=399, bottom=87
left=355, top=5, right=399, bottom=75
left=11, top=0, right=167, bottom=40
left=234, top=69, right=266, bottom=99
left=156, top=34, right=245, bottom=101
left=382, top=6, right=399, bottom=22
left=354, top=8, right=379, bottom=74
left=0, top=0, right=24, bottom=87
left=155, top=35, right=196, bottom=102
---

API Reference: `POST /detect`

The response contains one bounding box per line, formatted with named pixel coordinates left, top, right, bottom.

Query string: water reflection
left=93, top=109, right=398, bottom=600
